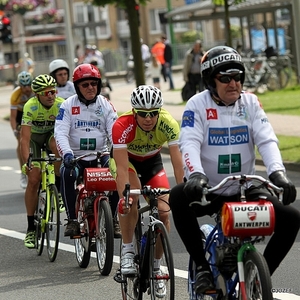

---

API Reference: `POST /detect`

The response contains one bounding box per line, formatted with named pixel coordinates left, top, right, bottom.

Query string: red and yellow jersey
left=112, top=108, right=179, bottom=161
left=10, top=86, right=34, bottom=112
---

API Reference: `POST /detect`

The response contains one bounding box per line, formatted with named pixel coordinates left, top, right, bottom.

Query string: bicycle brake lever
left=123, top=183, right=130, bottom=208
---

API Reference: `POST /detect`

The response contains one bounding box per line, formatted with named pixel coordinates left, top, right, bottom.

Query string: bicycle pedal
left=70, top=234, right=82, bottom=239
left=203, top=288, right=220, bottom=295
left=113, top=270, right=127, bottom=284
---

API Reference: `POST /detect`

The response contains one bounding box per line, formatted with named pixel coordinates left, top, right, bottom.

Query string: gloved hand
left=183, top=172, right=208, bottom=200
left=269, top=170, right=296, bottom=205
left=118, top=197, right=133, bottom=216
left=63, top=153, right=74, bottom=169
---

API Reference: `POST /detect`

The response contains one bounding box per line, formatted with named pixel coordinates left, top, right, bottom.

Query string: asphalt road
left=0, top=115, right=300, bottom=299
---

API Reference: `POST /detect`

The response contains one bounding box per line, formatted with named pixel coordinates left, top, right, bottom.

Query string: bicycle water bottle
left=140, top=232, right=147, bottom=257
left=39, top=190, right=46, bottom=214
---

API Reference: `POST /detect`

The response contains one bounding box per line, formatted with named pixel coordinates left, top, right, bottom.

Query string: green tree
left=213, top=0, right=246, bottom=47
left=90, top=0, right=150, bottom=86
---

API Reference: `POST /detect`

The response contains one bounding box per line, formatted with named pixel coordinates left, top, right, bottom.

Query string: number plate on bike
left=221, top=201, right=275, bottom=237
left=84, top=168, right=116, bottom=192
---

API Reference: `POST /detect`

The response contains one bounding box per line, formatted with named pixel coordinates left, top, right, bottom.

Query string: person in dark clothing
left=183, top=40, right=205, bottom=98
left=162, top=35, right=175, bottom=90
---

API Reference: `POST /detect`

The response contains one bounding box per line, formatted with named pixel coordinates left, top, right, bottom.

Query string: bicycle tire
left=266, top=72, right=279, bottom=91
left=120, top=225, right=141, bottom=300
left=35, top=190, right=45, bottom=256
left=148, top=223, right=175, bottom=300
left=74, top=197, right=91, bottom=268
left=278, top=67, right=291, bottom=89
left=242, top=251, right=273, bottom=300
left=46, top=184, right=60, bottom=262
left=96, top=199, right=114, bottom=276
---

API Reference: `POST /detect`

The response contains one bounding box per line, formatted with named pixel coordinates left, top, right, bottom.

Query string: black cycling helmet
left=201, top=46, right=245, bottom=95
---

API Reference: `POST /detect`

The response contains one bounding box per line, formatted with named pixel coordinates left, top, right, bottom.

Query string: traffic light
left=0, top=15, right=12, bottom=43
left=134, top=3, right=140, bottom=27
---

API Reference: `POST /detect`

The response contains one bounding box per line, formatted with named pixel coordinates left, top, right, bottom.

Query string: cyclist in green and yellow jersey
left=20, top=74, right=64, bottom=249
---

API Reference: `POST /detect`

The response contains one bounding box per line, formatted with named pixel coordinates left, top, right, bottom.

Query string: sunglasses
left=36, top=89, right=56, bottom=96
left=80, top=81, right=98, bottom=88
left=216, top=73, right=242, bottom=84
left=134, top=109, right=160, bottom=118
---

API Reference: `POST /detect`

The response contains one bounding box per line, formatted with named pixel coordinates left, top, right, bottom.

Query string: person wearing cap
left=169, top=46, right=300, bottom=295
left=10, top=71, right=35, bottom=189
left=21, top=74, right=65, bottom=249
left=49, top=59, right=76, bottom=99
left=183, top=40, right=205, bottom=98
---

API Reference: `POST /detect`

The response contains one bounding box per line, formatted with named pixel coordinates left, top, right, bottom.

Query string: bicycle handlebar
left=196, top=174, right=284, bottom=206
left=70, top=151, right=110, bottom=166
left=26, top=152, right=62, bottom=169
left=123, top=184, right=170, bottom=209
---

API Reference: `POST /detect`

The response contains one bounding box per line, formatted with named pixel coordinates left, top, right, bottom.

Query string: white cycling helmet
left=18, top=71, right=32, bottom=86
left=49, top=59, right=70, bottom=79
left=130, top=85, right=163, bottom=109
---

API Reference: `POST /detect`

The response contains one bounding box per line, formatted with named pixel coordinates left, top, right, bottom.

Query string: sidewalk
left=109, top=73, right=300, bottom=138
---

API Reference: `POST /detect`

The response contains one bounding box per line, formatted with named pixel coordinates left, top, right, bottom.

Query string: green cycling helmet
left=31, top=74, right=56, bottom=93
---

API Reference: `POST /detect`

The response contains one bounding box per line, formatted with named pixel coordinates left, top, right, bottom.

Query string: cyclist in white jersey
left=49, top=59, right=76, bottom=99
left=169, top=46, right=300, bottom=295
left=54, top=64, right=120, bottom=238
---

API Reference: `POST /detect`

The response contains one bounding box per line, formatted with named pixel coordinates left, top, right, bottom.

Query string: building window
left=73, top=2, right=110, bottom=40
left=33, top=45, right=54, bottom=61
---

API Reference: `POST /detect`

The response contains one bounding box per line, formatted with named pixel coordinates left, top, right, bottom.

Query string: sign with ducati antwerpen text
left=221, top=201, right=275, bottom=237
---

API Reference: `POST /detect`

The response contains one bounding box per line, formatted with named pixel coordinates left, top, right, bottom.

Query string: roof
left=165, top=0, right=293, bottom=20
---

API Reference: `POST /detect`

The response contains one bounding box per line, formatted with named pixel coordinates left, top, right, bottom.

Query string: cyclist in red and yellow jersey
left=10, top=71, right=34, bottom=189
left=20, top=74, right=64, bottom=249
left=110, top=85, right=183, bottom=297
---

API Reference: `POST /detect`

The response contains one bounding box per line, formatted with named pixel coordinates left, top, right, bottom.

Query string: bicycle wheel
left=120, top=225, right=141, bottom=300
left=148, top=223, right=175, bottom=300
left=74, top=197, right=91, bottom=268
left=266, top=72, right=279, bottom=91
left=46, top=184, right=60, bottom=262
left=35, top=190, right=45, bottom=256
left=242, top=251, right=273, bottom=300
left=96, top=199, right=114, bottom=276
left=278, top=67, right=291, bottom=89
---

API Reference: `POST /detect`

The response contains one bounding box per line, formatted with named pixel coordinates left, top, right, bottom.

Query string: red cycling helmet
left=73, top=63, right=101, bottom=83
left=73, top=63, right=102, bottom=98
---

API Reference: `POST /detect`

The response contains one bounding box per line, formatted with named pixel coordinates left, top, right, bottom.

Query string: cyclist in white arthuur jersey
left=54, top=63, right=120, bottom=238
left=169, top=45, right=300, bottom=295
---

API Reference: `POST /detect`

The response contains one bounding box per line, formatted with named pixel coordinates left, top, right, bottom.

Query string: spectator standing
left=162, top=35, right=175, bottom=90
left=140, top=38, right=151, bottom=63
left=49, top=59, right=76, bottom=99
left=84, top=45, right=105, bottom=70
left=183, top=40, right=205, bottom=97
left=151, top=38, right=166, bottom=82
left=10, top=71, right=34, bottom=189
left=149, top=54, right=161, bottom=89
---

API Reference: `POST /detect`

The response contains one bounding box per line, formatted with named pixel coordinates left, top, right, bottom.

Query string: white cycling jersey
left=54, top=94, right=118, bottom=161
left=56, top=81, right=76, bottom=100
left=180, top=90, right=285, bottom=195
